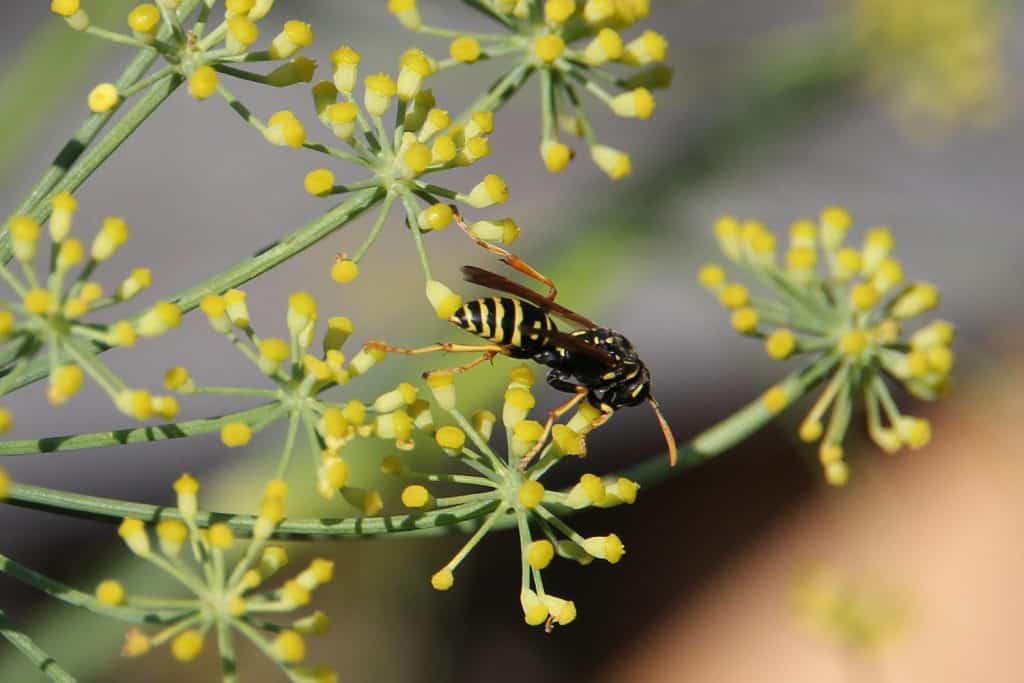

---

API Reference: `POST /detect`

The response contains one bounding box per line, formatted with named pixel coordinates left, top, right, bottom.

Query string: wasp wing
left=531, top=328, right=616, bottom=367
left=461, top=265, right=598, bottom=329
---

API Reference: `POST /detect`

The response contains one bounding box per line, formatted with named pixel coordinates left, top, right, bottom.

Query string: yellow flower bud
left=450, top=37, right=482, bottom=63
left=88, top=83, right=119, bottom=113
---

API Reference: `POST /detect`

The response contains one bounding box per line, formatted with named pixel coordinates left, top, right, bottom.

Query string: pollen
left=420, top=203, right=454, bottom=231
left=541, top=140, right=573, bottom=173
left=431, top=569, right=454, bottom=591
left=95, top=579, right=126, bottom=606
left=136, top=301, right=181, bottom=337
left=401, top=484, right=431, bottom=508
left=270, top=20, right=314, bottom=60
left=221, top=422, right=253, bottom=447
left=839, top=330, right=869, bottom=357
left=51, top=0, right=80, bottom=17
left=91, top=216, right=129, bottom=260
left=304, top=168, right=335, bottom=196
left=425, top=280, right=463, bottom=320
left=731, top=307, right=759, bottom=334
left=518, top=480, right=545, bottom=509
left=23, top=289, right=53, bottom=315
left=590, top=145, right=631, bottom=179
left=824, top=460, right=849, bottom=487
left=610, top=88, right=655, bottom=119
left=436, top=425, right=466, bottom=451
left=331, top=258, right=359, bottom=283
left=403, top=141, right=433, bottom=175
left=209, top=523, right=235, bottom=550
left=545, top=0, right=577, bottom=23
left=127, top=4, right=160, bottom=34
left=624, top=30, right=668, bottom=64
left=718, top=283, right=749, bottom=309
left=87, top=83, right=119, bottom=113
left=171, top=631, right=204, bottom=662
left=527, top=539, right=555, bottom=569
left=534, top=34, right=566, bottom=63
left=388, top=0, right=422, bottom=30
left=762, top=386, right=789, bottom=414
left=850, top=283, right=881, bottom=311
left=583, top=28, right=624, bottom=65
left=227, top=16, right=260, bottom=47
left=450, top=37, right=482, bottom=63
left=765, top=329, right=796, bottom=359
left=188, top=65, right=219, bottom=100
left=466, top=174, right=510, bottom=208
left=265, top=110, right=306, bottom=147
left=698, top=263, right=726, bottom=290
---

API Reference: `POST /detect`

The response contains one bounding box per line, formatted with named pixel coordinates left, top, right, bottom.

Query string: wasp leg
left=424, top=351, right=499, bottom=379
left=516, top=388, right=590, bottom=471
left=452, top=208, right=558, bottom=300
left=363, top=342, right=508, bottom=379
left=364, top=341, right=508, bottom=356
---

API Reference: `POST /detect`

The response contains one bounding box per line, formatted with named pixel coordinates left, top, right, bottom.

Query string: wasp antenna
left=648, top=396, right=678, bottom=466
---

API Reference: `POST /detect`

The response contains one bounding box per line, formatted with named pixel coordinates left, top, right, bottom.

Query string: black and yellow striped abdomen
left=450, top=297, right=555, bottom=357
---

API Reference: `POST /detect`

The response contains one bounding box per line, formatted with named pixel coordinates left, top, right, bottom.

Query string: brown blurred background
left=1, top=1, right=1023, bottom=681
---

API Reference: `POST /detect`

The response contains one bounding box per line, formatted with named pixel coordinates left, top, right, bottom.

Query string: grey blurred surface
left=0, top=1, right=1022, bottom=681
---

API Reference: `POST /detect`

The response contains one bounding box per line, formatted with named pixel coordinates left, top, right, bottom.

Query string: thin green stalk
left=0, top=187, right=384, bottom=394
left=5, top=74, right=185, bottom=247
left=0, top=402, right=280, bottom=456
left=1, top=362, right=825, bottom=538
left=0, top=553, right=180, bottom=626
left=0, top=609, right=76, bottom=683
left=450, top=61, right=534, bottom=128
left=216, top=619, right=238, bottom=683
left=3, top=0, right=199, bottom=221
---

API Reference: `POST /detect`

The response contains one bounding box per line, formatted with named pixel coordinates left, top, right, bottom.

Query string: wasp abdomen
left=450, top=297, right=554, bottom=356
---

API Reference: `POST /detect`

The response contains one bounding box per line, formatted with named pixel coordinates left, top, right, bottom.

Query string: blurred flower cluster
left=105, top=477, right=337, bottom=681
left=792, top=564, right=910, bottom=657
left=853, top=0, right=1007, bottom=128
left=700, top=208, right=952, bottom=485
left=0, top=194, right=180, bottom=426
left=388, top=0, right=671, bottom=177
left=52, top=0, right=318, bottom=112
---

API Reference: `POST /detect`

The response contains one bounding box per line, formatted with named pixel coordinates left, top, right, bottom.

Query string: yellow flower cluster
left=854, top=0, right=1007, bottom=128
left=177, top=289, right=433, bottom=505
left=388, top=0, right=671, bottom=177
left=53, top=0, right=316, bottom=113
left=106, top=476, right=337, bottom=680
left=792, top=564, right=909, bottom=655
left=700, top=208, right=952, bottom=485
left=296, top=47, right=518, bottom=294
left=385, top=365, right=637, bottom=629
left=0, top=194, right=178, bottom=428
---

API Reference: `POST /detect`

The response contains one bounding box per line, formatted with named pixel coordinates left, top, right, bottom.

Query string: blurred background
left=1, top=0, right=1022, bottom=681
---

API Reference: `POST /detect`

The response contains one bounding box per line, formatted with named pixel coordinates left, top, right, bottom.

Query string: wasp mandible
left=365, top=211, right=678, bottom=470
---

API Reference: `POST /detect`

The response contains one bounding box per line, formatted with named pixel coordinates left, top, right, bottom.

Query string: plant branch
left=0, top=403, right=280, bottom=457
left=0, top=364, right=822, bottom=537
left=0, top=609, right=76, bottom=683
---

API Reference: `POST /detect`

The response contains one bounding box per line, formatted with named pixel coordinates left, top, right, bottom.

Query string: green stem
left=0, top=609, right=76, bottom=683
left=0, top=402, right=280, bottom=456
left=0, top=75, right=185, bottom=267
left=450, top=61, right=534, bottom=128
left=1, top=363, right=824, bottom=538
left=0, top=552, right=181, bottom=626
left=216, top=619, right=238, bottom=683
left=2, top=0, right=201, bottom=223
left=0, top=188, right=384, bottom=394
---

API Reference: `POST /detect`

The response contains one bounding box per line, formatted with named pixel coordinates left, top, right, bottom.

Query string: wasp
left=366, top=212, right=677, bottom=469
